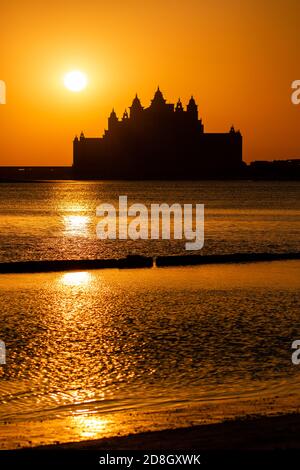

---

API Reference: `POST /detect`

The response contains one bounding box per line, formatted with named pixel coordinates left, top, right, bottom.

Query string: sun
left=64, top=70, right=88, bottom=92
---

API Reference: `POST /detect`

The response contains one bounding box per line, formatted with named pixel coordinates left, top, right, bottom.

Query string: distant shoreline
left=1, top=177, right=300, bottom=182
left=1, top=159, right=300, bottom=181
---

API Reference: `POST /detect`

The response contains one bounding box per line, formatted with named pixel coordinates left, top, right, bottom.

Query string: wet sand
left=32, top=412, right=300, bottom=451
left=2, top=413, right=298, bottom=468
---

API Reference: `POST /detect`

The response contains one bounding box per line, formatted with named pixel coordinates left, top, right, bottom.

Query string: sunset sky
left=1, top=0, right=299, bottom=166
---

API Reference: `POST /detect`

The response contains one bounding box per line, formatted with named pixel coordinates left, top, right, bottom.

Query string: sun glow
left=63, top=70, right=88, bottom=92
left=71, top=415, right=110, bottom=439
left=63, top=215, right=90, bottom=236
left=60, top=272, right=92, bottom=287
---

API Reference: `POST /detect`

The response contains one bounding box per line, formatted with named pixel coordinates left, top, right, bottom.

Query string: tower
left=129, top=94, right=143, bottom=119
left=73, top=135, right=80, bottom=169
left=187, top=96, right=198, bottom=121
left=108, top=108, right=119, bottom=131
left=175, top=98, right=184, bottom=113
left=150, top=87, right=166, bottom=109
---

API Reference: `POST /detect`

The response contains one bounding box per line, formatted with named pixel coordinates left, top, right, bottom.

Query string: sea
left=0, top=180, right=299, bottom=448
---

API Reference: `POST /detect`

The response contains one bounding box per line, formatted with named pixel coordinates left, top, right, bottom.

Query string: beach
left=34, top=412, right=300, bottom=451
left=1, top=413, right=298, bottom=469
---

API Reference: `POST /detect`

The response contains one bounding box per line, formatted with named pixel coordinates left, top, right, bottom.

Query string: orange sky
left=1, top=0, right=299, bottom=165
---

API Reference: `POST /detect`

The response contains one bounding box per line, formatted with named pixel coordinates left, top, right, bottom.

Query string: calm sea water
left=0, top=180, right=299, bottom=261
left=0, top=181, right=300, bottom=448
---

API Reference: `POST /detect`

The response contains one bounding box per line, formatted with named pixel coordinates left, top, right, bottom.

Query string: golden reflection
left=63, top=215, right=90, bottom=237
left=71, top=415, right=110, bottom=439
left=60, top=271, right=92, bottom=287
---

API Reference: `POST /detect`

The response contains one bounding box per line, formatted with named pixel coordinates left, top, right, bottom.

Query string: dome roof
left=131, top=94, right=143, bottom=108
left=151, top=87, right=166, bottom=105
left=188, top=96, right=197, bottom=106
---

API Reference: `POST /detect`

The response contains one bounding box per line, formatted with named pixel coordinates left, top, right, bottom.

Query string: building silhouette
left=73, top=88, right=244, bottom=179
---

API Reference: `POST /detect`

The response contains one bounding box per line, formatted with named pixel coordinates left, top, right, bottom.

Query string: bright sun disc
left=64, top=70, right=87, bottom=92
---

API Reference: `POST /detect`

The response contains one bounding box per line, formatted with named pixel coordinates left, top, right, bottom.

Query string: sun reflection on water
left=71, top=415, right=110, bottom=439
left=60, top=271, right=92, bottom=287
left=63, top=215, right=90, bottom=237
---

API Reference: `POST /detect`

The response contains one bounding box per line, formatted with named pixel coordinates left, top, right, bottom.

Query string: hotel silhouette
left=73, top=88, right=244, bottom=179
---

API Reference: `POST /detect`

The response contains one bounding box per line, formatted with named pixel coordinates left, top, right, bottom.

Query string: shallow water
left=0, top=261, right=299, bottom=448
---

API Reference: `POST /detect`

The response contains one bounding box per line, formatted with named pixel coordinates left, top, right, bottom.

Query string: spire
left=131, top=94, right=143, bottom=109
left=110, top=108, right=117, bottom=118
left=187, top=96, right=198, bottom=120
left=129, top=94, right=143, bottom=118
left=80, top=131, right=85, bottom=140
left=108, top=108, right=119, bottom=131
left=175, top=98, right=183, bottom=112
left=122, top=109, right=129, bottom=120
left=151, top=86, right=166, bottom=104
left=188, top=95, right=197, bottom=107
